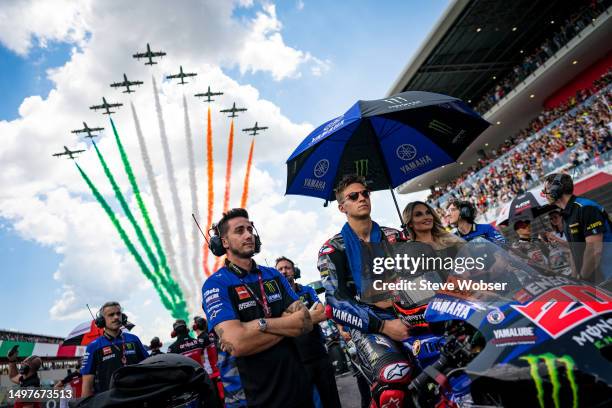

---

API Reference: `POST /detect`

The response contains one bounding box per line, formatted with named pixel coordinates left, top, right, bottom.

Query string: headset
left=95, top=304, right=128, bottom=329
left=171, top=320, right=188, bottom=338
left=547, top=173, right=565, bottom=201
left=208, top=221, right=262, bottom=257
left=192, top=316, right=207, bottom=332
left=294, top=266, right=301, bottom=280
left=458, top=201, right=476, bottom=223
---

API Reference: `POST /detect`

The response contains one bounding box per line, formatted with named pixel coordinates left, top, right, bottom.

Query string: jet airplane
left=110, top=74, right=144, bottom=93
left=133, top=43, right=166, bottom=65
left=89, top=97, right=123, bottom=115
left=220, top=102, right=247, bottom=118
left=194, top=86, right=224, bottom=103
left=52, top=146, right=85, bottom=160
left=71, top=122, right=104, bottom=140
left=166, top=66, right=197, bottom=85
left=242, top=122, right=268, bottom=136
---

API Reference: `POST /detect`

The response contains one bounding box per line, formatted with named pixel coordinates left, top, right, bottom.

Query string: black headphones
left=171, top=320, right=188, bottom=338
left=208, top=221, right=262, bottom=257
left=294, top=266, right=301, bottom=280
left=547, top=173, right=565, bottom=201
left=95, top=305, right=128, bottom=329
left=458, top=201, right=476, bottom=223
left=192, top=316, right=207, bottom=332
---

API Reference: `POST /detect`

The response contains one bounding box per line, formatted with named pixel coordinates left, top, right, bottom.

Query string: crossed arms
left=214, top=300, right=313, bottom=357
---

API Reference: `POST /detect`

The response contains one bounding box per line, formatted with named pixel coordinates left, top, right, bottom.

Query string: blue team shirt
left=458, top=223, right=507, bottom=246
left=80, top=331, right=148, bottom=393
left=202, top=263, right=310, bottom=408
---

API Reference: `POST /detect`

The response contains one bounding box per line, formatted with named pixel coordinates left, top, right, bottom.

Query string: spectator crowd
left=474, top=1, right=608, bottom=114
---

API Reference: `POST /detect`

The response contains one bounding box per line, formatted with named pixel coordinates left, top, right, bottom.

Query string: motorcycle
left=363, top=240, right=612, bottom=407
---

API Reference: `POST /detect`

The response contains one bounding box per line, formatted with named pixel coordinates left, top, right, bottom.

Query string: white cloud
left=0, top=0, right=334, bottom=332
left=297, top=1, right=305, bottom=11
left=0, top=0, right=91, bottom=55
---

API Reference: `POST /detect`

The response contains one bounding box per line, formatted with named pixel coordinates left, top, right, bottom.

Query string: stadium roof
left=390, top=0, right=612, bottom=193
left=389, top=0, right=591, bottom=101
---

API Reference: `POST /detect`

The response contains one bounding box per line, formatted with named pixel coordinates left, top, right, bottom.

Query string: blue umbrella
left=285, top=91, right=490, bottom=222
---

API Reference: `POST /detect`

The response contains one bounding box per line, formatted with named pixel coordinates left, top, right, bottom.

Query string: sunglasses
left=344, top=189, right=370, bottom=202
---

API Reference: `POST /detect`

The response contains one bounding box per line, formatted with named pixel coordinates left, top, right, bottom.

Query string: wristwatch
left=258, top=318, right=267, bottom=332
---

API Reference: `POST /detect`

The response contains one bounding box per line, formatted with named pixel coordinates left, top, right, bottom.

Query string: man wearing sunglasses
left=318, top=174, right=413, bottom=408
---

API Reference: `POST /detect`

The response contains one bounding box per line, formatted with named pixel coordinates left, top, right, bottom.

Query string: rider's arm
left=318, top=240, right=384, bottom=333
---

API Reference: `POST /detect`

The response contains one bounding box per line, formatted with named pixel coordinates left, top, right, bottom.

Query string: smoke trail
left=152, top=77, right=193, bottom=301
left=183, top=95, right=202, bottom=295
left=203, top=106, right=214, bottom=276
left=130, top=103, right=184, bottom=300
left=215, top=119, right=235, bottom=270
left=75, top=163, right=187, bottom=320
left=222, top=120, right=235, bottom=214
left=107, top=119, right=185, bottom=309
left=240, top=139, right=255, bottom=208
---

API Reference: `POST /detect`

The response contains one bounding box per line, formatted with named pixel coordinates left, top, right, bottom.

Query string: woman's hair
left=402, top=201, right=463, bottom=248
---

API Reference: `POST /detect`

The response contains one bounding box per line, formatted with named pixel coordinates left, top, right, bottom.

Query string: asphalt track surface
left=336, top=371, right=364, bottom=408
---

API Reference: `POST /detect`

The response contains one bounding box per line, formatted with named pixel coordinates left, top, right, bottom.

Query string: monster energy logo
left=354, top=159, right=369, bottom=176
left=520, top=353, right=578, bottom=408
left=428, top=120, right=453, bottom=135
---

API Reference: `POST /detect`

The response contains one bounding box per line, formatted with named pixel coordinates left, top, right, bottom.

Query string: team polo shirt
left=80, top=331, right=148, bottom=393
left=457, top=223, right=507, bottom=246
left=562, top=195, right=612, bottom=280
left=202, top=262, right=311, bottom=408
left=294, top=283, right=327, bottom=363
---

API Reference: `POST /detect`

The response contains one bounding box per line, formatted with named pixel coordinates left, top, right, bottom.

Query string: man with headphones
left=202, top=208, right=314, bottom=408
left=275, top=256, right=341, bottom=408
left=80, top=301, right=148, bottom=397
left=149, top=337, right=163, bottom=356
left=543, top=173, right=612, bottom=283
left=7, top=346, right=43, bottom=408
left=446, top=199, right=507, bottom=245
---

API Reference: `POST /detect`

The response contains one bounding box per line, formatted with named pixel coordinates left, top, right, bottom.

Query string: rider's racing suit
left=318, top=226, right=415, bottom=408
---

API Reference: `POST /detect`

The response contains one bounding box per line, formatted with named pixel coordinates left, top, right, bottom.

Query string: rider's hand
left=381, top=319, right=409, bottom=341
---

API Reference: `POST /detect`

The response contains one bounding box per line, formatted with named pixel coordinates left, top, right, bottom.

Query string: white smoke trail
left=182, top=95, right=202, bottom=308
left=152, top=77, right=193, bottom=305
left=131, top=102, right=193, bottom=314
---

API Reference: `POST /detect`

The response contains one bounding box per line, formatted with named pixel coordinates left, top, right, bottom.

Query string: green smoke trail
left=91, top=141, right=175, bottom=304
left=75, top=163, right=180, bottom=316
left=108, top=119, right=187, bottom=312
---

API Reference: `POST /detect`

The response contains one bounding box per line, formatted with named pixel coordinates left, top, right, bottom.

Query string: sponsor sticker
left=235, top=286, right=250, bottom=300
left=487, top=309, right=505, bottom=325
left=492, top=326, right=536, bottom=346
left=238, top=300, right=257, bottom=311
left=103, top=347, right=112, bottom=356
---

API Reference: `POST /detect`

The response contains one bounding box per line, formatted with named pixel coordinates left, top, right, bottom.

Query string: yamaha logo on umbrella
left=396, top=144, right=417, bottom=161
left=382, top=97, right=422, bottom=110
left=313, top=159, right=330, bottom=178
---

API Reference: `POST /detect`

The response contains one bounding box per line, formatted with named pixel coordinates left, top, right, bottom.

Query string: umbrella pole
left=388, top=186, right=404, bottom=226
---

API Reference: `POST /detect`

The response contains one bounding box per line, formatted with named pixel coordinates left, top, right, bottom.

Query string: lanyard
left=229, top=263, right=271, bottom=318
left=105, top=332, right=127, bottom=365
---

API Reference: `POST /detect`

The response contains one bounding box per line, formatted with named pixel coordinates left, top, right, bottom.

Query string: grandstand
left=390, top=0, right=612, bottom=222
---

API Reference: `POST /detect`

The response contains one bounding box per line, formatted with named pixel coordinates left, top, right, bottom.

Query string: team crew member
left=509, top=218, right=551, bottom=273
left=543, top=173, right=612, bottom=283
left=80, top=301, right=148, bottom=396
left=202, top=208, right=313, bottom=408
left=149, top=337, right=163, bottom=356
left=447, top=200, right=507, bottom=245
left=193, top=316, right=224, bottom=403
left=7, top=347, right=42, bottom=408
left=167, top=320, right=206, bottom=364
left=318, top=174, right=413, bottom=408
left=276, top=256, right=341, bottom=408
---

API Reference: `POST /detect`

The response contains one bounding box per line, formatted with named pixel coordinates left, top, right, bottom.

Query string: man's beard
left=229, top=246, right=255, bottom=259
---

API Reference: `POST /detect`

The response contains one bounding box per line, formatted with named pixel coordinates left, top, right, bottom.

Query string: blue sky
left=0, top=0, right=449, bottom=338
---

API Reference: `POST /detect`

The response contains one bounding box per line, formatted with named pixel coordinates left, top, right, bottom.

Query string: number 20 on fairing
left=512, top=285, right=612, bottom=338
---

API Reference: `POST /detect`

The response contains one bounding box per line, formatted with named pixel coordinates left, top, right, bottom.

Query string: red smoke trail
left=214, top=119, right=235, bottom=270
left=203, top=106, right=214, bottom=276
left=240, top=139, right=255, bottom=208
